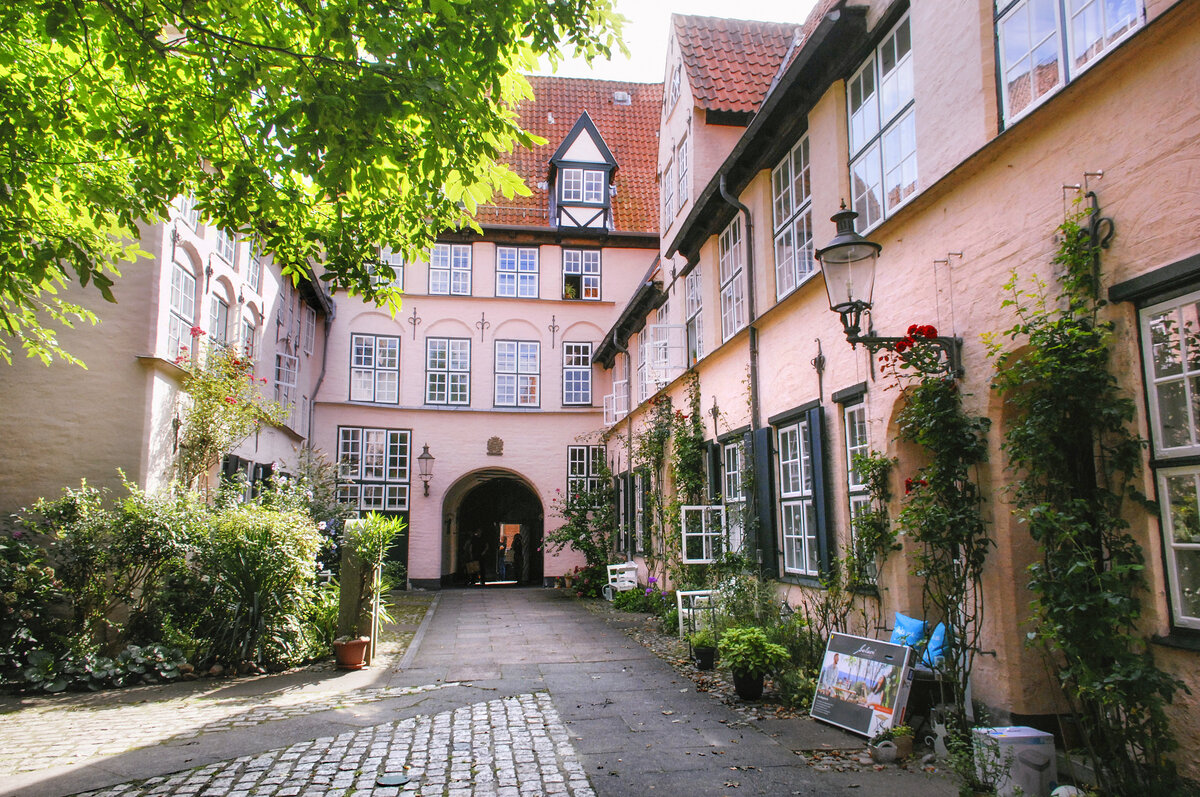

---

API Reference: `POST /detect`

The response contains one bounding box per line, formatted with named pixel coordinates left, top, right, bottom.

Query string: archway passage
left=455, top=477, right=543, bottom=587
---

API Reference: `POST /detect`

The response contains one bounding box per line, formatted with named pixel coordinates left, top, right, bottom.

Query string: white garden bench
left=602, top=562, right=639, bottom=601
left=676, top=589, right=715, bottom=638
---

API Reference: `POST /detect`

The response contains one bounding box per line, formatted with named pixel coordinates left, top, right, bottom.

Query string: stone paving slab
left=74, top=693, right=593, bottom=797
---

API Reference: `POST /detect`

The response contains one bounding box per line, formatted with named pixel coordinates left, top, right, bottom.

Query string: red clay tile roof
left=477, top=76, right=662, bottom=234
left=672, top=14, right=800, bottom=114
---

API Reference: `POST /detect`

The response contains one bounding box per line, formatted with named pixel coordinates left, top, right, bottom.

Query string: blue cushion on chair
left=889, top=612, right=927, bottom=648
left=923, top=622, right=947, bottom=667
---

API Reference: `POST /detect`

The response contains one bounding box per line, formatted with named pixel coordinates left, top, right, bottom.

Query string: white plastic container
left=972, top=726, right=1058, bottom=797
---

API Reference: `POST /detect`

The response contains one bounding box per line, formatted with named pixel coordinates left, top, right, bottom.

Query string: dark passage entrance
left=456, top=478, right=543, bottom=586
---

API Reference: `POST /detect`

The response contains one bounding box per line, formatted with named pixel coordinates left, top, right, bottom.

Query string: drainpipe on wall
left=718, top=174, right=766, bottom=571
left=306, top=300, right=336, bottom=447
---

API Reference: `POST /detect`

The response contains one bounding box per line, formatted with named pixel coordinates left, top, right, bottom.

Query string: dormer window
left=561, top=169, right=606, bottom=204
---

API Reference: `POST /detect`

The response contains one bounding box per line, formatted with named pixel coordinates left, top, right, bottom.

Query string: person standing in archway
left=470, top=529, right=487, bottom=586
left=511, top=530, right=524, bottom=584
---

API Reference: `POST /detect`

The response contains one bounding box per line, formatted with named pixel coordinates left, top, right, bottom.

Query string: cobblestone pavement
left=76, top=693, right=593, bottom=797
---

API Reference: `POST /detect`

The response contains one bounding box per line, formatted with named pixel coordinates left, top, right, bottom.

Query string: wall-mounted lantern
left=816, top=207, right=962, bottom=377
left=417, top=444, right=435, bottom=496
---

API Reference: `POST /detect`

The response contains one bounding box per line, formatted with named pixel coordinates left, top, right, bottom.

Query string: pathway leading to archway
left=0, top=589, right=956, bottom=797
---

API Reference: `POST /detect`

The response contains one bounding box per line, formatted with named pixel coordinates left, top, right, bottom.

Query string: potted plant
left=716, top=625, right=789, bottom=700
left=335, top=512, right=406, bottom=669
left=687, top=627, right=718, bottom=670
left=869, top=724, right=913, bottom=763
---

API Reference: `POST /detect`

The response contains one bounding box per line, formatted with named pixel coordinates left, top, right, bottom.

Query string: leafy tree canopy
left=0, top=0, right=622, bottom=364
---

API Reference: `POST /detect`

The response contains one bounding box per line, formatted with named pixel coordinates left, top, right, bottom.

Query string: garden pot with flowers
left=336, top=512, right=406, bottom=668
left=717, top=626, right=789, bottom=700
left=687, top=628, right=718, bottom=670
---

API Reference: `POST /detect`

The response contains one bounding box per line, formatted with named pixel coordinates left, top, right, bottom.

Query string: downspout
left=718, top=174, right=764, bottom=570
left=306, top=300, right=336, bottom=447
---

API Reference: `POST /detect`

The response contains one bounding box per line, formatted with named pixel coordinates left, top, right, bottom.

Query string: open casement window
left=771, top=135, right=815, bottom=300
left=563, top=249, right=600, bottom=300
left=603, top=379, right=630, bottom=426
left=429, top=243, right=472, bottom=295
left=661, top=160, right=674, bottom=229
left=719, top=217, right=746, bottom=341
left=776, top=406, right=828, bottom=577
left=241, top=317, right=258, bottom=361
left=425, top=337, right=470, bottom=405
left=1139, top=289, right=1200, bottom=629
left=497, top=247, right=539, bottom=298
left=274, top=353, right=299, bottom=427
left=647, top=324, right=686, bottom=387
left=350, top=333, right=400, bottom=404
left=843, top=401, right=874, bottom=583
left=495, top=340, right=539, bottom=407
left=167, top=261, right=196, bottom=359
left=848, top=12, right=916, bottom=230
left=562, top=342, right=593, bottom=405
left=337, top=427, right=410, bottom=513
left=676, top=136, right=689, bottom=209
left=722, top=441, right=746, bottom=556
left=681, top=505, right=728, bottom=565
left=637, top=331, right=650, bottom=404
left=209, top=295, right=230, bottom=347
left=685, top=268, right=704, bottom=366
left=996, top=0, right=1141, bottom=124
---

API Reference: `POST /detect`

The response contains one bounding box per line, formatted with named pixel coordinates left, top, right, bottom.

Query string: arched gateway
left=438, top=469, right=544, bottom=588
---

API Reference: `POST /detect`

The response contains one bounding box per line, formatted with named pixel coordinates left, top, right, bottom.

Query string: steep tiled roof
left=477, top=76, right=662, bottom=234
left=672, top=14, right=800, bottom=114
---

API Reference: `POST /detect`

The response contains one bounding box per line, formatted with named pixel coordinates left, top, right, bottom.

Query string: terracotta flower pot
left=693, top=646, right=717, bottom=670
left=333, top=637, right=370, bottom=670
left=732, top=670, right=764, bottom=700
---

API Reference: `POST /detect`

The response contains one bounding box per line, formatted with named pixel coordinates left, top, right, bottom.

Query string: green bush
left=18, top=643, right=188, bottom=693
left=195, top=504, right=321, bottom=666
left=303, top=580, right=341, bottom=654
left=0, top=528, right=66, bottom=684
left=774, top=668, right=817, bottom=709
left=717, top=625, right=789, bottom=678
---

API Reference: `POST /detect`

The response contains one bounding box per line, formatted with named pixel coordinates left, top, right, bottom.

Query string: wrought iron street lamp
left=417, top=444, right=435, bottom=496
left=816, top=207, right=963, bottom=377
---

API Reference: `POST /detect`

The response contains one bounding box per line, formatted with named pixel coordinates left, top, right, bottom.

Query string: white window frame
left=996, top=0, right=1142, bottom=124
left=637, top=331, right=650, bottom=404
left=379, top=246, right=405, bottom=290
left=494, top=340, right=540, bottom=407
left=241, top=317, right=257, bottom=361
left=681, top=505, right=727, bottom=565
left=274, top=353, right=299, bottom=421
left=247, top=244, right=263, bottom=294
left=561, top=168, right=606, bottom=204
left=168, top=261, right=196, bottom=360
left=563, top=249, right=600, bottom=300
left=719, top=217, right=746, bottom=342
left=338, top=426, right=410, bottom=513
left=676, top=136, right=689, bottom=209
left=429, top=243, right=471, bottom=296
left=771, top=135, right=815, bottom=300
left=496, top=246, right=539, bottom=298
left=178, top=193, right=200, bottom=229
left=563, top=342, right=593, bottom=406
left=686, top=267, right=704, bottom=366
left=209, top=295, right=230, bottom=347
left=567, top=445, right=604, bottom=495
left=302, top=305, right=316, bottom=355
left=425, top=337, right=470, bottom=405
left=668, top=64, right=682, bottom=110
left=848, top=13, right=916, bottom=231
left=350, top=333, right=400, bottom=404
left=722, top=441, right=746, bottom=556
left=844, top=401, right=874, bottom=580
left=215, top=228, right=237, bottom=266
left=662, top=159, right=674, bottom=228
left=778, top=418, right=819, bottom=576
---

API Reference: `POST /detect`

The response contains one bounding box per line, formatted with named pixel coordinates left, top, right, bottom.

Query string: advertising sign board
left=810, top=632, right=914, bottom=738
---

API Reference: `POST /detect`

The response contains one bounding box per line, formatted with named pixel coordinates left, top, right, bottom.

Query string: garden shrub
left=0, top=528, right=66, bottom=684
left=194, top=504, right=321, bottom=666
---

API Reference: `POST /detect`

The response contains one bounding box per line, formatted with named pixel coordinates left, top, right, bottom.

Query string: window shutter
left=706, top=441, right=721, bottom=502
left=806, top=405, right=831, bottom=575
left=751, top=427, right=778, bottom=578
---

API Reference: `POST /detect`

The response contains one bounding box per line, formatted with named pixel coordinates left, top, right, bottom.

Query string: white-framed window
left=568, top=445, right=605, bottom=495
left=722, top=441, right=746, bottom=556
left=668, top=64, right=682, bottom=109
left=997, top=0, right=1141, bottom=123
left=681, top=505, right=727, bottom=564
left=337, top=427, right=410, bottom=513
left=209, top=295, right=230, bottom=347
left=563, top=342, right=593, bottom=405
left=1140, top=289, right=1200, bottom=629
left=616, top=475, right=630, bottom=554
left=637, top=330, right=649, bottom=404
left=778, top=415, right=819, bottom=576
left=719, top=217, right=746, bottom=341
left=215, top=228, right=237, bottom=265
left=676, top=136, right=689, bottom=209
left=561, top=168, right=606, bottom=204
left=686, top=268, right=704, bottom=366
left=302, top=305, right=316, bottom=355
left=178, top=193, right=200, bottom=229
left=350, top=333, right=400, bottom=404
left=844, top=401, right=873, bottom=580
left=167, top=261, right=196, bottom=360
left=274, top=352, right=299, bottom=416
left=241, top=317, right=257, bottom=361
left=425, top=337, right=470, bottom=405
left=848, top=13, right=916, bottom=231
left=247, top=243, right=263, bottom=294
left=379, top=246, right=405, bottom=289
left=495, top=340, right=539, bottom=407
left=662, top=160, right=674, bottom=227
left=563, top=249, right=600, bottom=300
left=634, top=470, right=648, bottom=554
left=771, top=135, right=814, bottom=299
left=497, top=247, right=539, bottom=298
left=429, top=243, right=472, bottom=295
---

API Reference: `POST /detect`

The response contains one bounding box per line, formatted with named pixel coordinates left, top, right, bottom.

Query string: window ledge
left=1151, top=632, right=1200, bottom=653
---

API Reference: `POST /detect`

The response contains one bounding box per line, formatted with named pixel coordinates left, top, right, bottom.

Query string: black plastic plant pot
left=732, top=670, right=764, bottom=700
left=693, top=646, right=717, bottom=670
